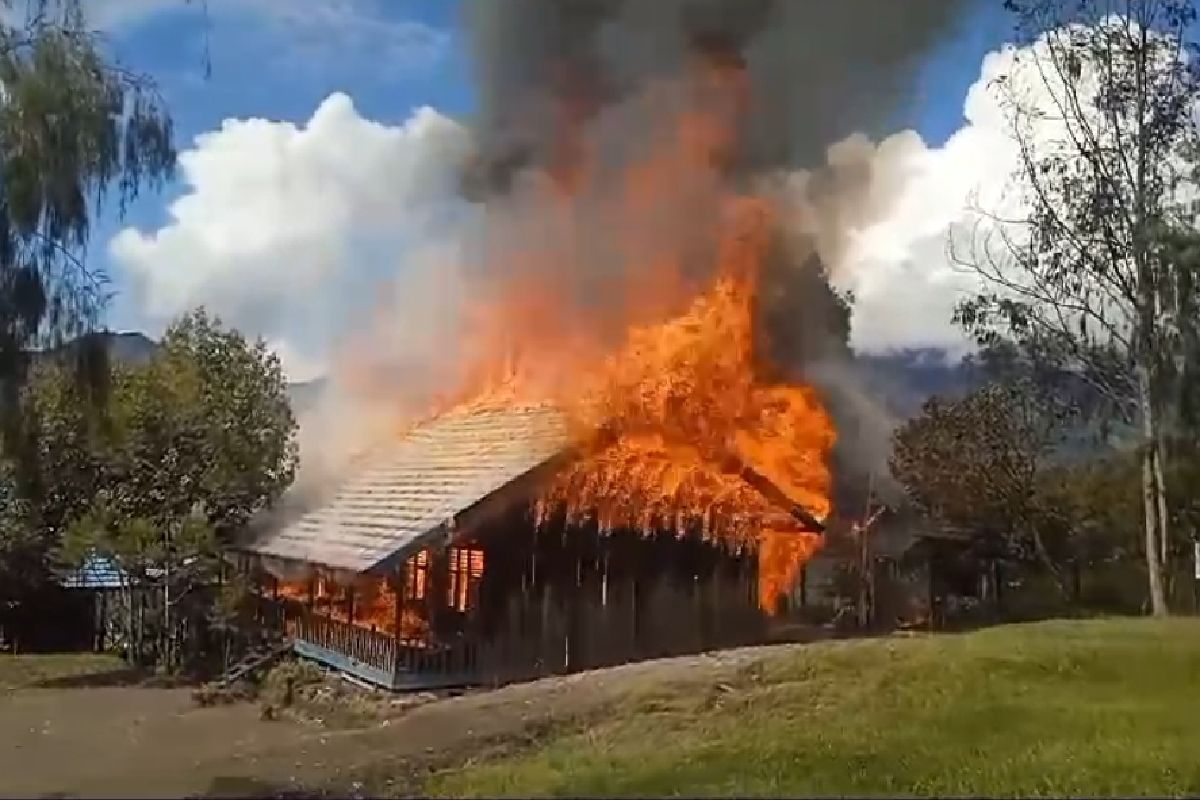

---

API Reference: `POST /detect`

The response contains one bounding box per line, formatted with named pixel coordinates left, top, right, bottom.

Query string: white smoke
left=109, top=93, right=477, bottom=489
left=111, top=93, right=474, bottom=382
left=777, top=42, right=1028, bottom=358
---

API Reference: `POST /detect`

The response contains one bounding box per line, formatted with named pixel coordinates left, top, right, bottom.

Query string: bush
left=260, top=659, right=324, bottom=708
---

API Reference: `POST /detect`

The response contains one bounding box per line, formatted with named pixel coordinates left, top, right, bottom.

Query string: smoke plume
left=461, top=0, right=975, bottom=483
left=464, top=0, right=973, bottom=188
left=297, top=0, right=977, bottom=497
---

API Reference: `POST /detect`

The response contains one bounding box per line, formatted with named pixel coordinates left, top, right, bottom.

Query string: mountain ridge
left=39, top=331, right=327, bottom=415
left=45, top=333, right=983, bottom=421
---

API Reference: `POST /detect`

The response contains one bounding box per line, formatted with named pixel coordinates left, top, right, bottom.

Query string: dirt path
left=0, top=644, right=800, bottom=798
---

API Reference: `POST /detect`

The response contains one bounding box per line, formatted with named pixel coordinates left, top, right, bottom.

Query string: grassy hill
left=3, top=618, right=1197, bottom=796
left=427, top=618, right=1200, bottom=798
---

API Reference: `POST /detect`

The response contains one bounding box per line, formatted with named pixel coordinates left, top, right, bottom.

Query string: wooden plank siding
left=237, top=401, right=821, bottom=692
left=241, top=403, right=572, bottom=572
left=263, top=508, right=768, bottom=691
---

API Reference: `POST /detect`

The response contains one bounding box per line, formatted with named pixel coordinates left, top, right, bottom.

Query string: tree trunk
left=133, top=588, right=143, bottom=666
left=1138, top=371, right=1169, bottom=617
left=857, top=525, right=870, bottom=629
left=1192, top=540, right=1199, bottom=614
left=1028, top=526, right=1069, bottom=602
left=125, top=585, right=137, bottom=665
left=992, top=559, right=1004, bottom=616
left=1152, top=440, right=1172, bottom=601
left=163, top=575, right=171, bottom=672
left=1141, top=449, right=1169, bottom=616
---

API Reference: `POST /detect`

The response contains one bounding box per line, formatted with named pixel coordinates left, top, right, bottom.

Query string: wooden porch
left=287, top=609, right=479, bottom=690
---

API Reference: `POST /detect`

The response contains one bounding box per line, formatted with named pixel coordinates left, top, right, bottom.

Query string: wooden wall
left=463, top=506, right=767, bottom=687
left=264, top=505, right=771, bottom=691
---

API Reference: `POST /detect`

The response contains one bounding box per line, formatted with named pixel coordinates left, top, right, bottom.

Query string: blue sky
left=83, top=0, right=1014, bottom=374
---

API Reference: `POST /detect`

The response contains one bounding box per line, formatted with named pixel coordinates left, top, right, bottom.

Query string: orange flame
left=418, top=54, right=834, bottom=613
left=274, top=549, right=486, bottom=639
left=537, top=198, right=834, bottom=612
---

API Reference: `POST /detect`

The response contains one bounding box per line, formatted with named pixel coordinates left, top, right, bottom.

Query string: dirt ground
left=0, top=644, right=798, bottom=798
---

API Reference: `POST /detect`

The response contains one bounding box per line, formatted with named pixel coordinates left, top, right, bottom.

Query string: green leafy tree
left=1033, top=455, right=1141, bottom=607
left=35, top=310, right=297, bottom=669
left=1036, top=447, right=1200, bottom=610
left=17, top=360, right=110, bottom=533
left=0, top=463, right=38, bottom=648
left=0, top=0, right=174, bottom=394
left=160, top=309, right=299, bottom=536
left=63, top=505, right=218, bottom=669
left=0, top=0, right=177, bottom=633
left=890, top=380, right=1076, bottom=598
left=0, top=359, right=109, bottom=648
left=952, top=0, right=1200, bottom=616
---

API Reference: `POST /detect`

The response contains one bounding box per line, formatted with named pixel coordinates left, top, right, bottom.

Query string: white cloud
left=13, top=0, right=452, bottom=77
left=117, top=27, right=1156, bottom=380
left=780, top=43, right=1029, bottom=357
left=799, top=19, right=1198, bottom=357
left=258, top=0, right=451, bottom=76
left=110, top=92, right=474, bottom=381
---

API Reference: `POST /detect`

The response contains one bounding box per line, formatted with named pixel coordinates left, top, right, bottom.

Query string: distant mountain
left=854, top=347, right=1125, bottom=460
left=30, top=338, right=985, bottom=424
left=853, top=348, right=984, bottom=418
left=39, top=330, right=159, bottom=367
left=39, top=331, right=327, bottom=416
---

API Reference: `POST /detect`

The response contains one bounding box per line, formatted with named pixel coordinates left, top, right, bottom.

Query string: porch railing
left=289, top=612, right=399, bottom=676
left=260, top=598, right=480, bottom=688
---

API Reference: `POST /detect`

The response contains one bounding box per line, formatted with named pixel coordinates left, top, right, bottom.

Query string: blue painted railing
left=280, top=606, right=480, bottom=691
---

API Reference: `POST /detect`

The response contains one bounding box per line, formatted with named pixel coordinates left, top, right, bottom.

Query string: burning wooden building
left=234, top=49, right=847, bottom=689
left=235, top=398, right=826, bottom=690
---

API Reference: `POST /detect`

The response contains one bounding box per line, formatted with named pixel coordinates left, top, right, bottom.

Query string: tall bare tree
left=953, top=0, right=1200, bottom=616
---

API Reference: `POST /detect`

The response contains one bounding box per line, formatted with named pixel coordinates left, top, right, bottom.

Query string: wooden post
left=394, top=560, right=407, bottom=640
left=428, top=547, right=451, bottom=642
left=927, top=545, right=936, bottom=632
left=347, top=584, right=356, bottom=626
left=993, top=559, right=1004, bottom=616
left=541, top=548, right=555, bottom=674
left=96, top=592, right=106, bottom=652
left=858, top=523, right=870, bottom=630
left=857, top=474, right=875, bottom=631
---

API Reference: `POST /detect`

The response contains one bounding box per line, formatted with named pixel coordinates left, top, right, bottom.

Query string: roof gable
left=241, top=402, right=573, bottom=572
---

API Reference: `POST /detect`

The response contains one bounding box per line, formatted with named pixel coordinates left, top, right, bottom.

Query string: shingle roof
left=60, top=554, right=126, bottom=589
left=240, top=402, right=574, bottom=573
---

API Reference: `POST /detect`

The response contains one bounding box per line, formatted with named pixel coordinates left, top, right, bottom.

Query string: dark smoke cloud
left=463, top=0, right=975, bottom=191
left=460, top=0, right=977, bottom=490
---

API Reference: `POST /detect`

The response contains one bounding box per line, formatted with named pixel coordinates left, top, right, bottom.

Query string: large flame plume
left=433, top=52, right=836, bottom=613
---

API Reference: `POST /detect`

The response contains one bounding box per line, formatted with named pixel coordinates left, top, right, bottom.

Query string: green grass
left=427, top=619, right=1200, bottom=798
left=0, top=652, right=126, bottom=691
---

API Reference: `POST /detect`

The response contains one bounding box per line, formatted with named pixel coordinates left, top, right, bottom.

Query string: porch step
left=217, top=639, right=293, bottom=687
